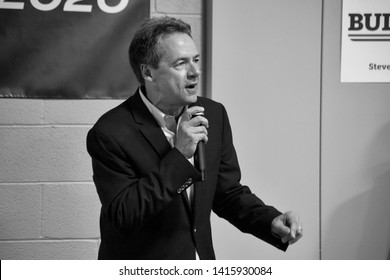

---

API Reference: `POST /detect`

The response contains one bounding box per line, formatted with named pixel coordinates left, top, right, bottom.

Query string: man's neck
left=156, top=104, right=184, bottom=118
left=141, top=86, right=184, bottom=118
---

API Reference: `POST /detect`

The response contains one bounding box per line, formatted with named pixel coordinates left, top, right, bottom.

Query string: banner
left=341, top=0, right=390, bottom=83
left=0, top=0, right=149, bottom=98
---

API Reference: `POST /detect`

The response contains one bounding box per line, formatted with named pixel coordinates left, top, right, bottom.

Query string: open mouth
left=185, top=83, right=197, bottom=89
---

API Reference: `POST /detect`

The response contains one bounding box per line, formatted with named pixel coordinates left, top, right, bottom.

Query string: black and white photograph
left=1, top=0, right=389, bottom=278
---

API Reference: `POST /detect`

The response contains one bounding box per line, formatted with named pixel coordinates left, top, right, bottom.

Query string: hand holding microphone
left=175, top=103, right=208, bottom=181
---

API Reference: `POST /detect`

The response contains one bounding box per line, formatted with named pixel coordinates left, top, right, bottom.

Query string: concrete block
left=0, top=185, right=41, bottom=240
left=0, top=240, right=99, bottom=260
left=177, top=16, right=203, bottom=50
left=0, top=126, right=92, bottom=182
left=155, top=0, right=202, bottom=14
left=0, top=99, right=44, bottom=125
left=42, top=184, right=100, bottom=239
left=44, top=99, right=124, bottom=125
left=150, top=0, right=156, bottom=13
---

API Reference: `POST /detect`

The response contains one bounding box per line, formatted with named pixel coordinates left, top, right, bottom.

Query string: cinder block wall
left=0, top=0, right=204, bottom=260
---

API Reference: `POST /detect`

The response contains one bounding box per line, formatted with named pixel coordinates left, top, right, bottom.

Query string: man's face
left=149, top=32, right=201, bottom=109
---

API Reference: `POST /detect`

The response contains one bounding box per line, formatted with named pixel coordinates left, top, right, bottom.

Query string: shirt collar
left=139, top=87, right=168, bottom=128
left=139, top=87, right=181, bottom=133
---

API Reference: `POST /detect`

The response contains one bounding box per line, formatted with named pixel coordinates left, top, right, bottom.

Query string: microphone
left=189, top=102, right=207, bottom=181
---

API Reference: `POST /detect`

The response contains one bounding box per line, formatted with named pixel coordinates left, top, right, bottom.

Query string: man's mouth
left=185, top=83, right=197, bottom=89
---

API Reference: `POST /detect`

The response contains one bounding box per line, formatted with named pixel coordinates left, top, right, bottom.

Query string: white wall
left=210, top=0, right=390, bottom=260
left=209, top=0, right=322, bottom=259
left=321, top=0, right=390, bottom=259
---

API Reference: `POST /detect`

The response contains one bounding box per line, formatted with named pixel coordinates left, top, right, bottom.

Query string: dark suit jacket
left=86, top=89, right=288, bottom=260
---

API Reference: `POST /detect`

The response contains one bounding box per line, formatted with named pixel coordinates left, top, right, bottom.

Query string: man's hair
left=129, top=16, right=192, bottom=84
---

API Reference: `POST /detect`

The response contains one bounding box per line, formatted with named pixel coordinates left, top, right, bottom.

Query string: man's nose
left=188, top=62, right=201, bottom=77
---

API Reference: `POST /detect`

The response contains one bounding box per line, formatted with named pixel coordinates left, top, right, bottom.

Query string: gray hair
left=129, top=16, right=192, bottom=84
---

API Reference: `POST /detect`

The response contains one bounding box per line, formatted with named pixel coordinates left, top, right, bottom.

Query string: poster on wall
left=341, top=0, right=390, bottom=83
left=0, top=0, right=149, bottom=99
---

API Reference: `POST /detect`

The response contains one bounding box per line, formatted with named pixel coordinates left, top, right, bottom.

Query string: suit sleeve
left=212, top=105, right=288, bottom=251
left=87, top=127, right=200, bottom=234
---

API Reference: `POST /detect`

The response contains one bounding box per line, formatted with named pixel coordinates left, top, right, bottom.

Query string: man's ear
left=141, top=64, right=153, bottom=82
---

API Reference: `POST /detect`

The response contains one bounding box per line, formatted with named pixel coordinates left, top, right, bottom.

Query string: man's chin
left=186, top=95, right=198, bottom=105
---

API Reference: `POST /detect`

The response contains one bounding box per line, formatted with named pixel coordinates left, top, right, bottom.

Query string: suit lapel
left=127, top=90, right=194, bottom=217
left=128, top=91, right=172, bottom=159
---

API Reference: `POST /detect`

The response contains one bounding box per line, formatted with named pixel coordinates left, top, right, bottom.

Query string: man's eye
left=176, top=61, right=185, bottom=67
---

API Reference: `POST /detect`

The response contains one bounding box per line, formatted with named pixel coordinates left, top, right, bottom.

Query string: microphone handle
left=195, top=140, right=206, bottom=181
left=190, top=103, right=207, bottom=181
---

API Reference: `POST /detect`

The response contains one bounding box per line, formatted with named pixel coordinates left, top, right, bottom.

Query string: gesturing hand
left=271, top=211, right=303, bottom=245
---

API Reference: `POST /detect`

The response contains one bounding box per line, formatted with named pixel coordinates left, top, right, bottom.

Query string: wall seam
left=0, top=124, right=93, bottom=128
left=39, top=184, right=43, bottom=239
left=319, top=0, right=325, bottom=260
left=0, top=182, right=94, bottom=186
left=0, top=238, right=101, bottom=242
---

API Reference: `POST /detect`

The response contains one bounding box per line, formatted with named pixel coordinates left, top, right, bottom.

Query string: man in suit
left=87, top=16, right=303, bottom=260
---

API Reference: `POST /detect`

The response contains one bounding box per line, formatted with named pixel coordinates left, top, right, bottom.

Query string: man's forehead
left=157, top=33, right=199, bottom=59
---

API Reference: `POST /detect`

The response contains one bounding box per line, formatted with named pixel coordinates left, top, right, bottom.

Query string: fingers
left=182, top=116, right=208, bottom=143
left=271, top=215, right=290, bottom=241
left=272, top=222, right=290, bottom=239
left=289, top=221, right=299, bottom=239
left=288, top=231, right=303, bottom=245
left=175, top=106, right=209, bottom=158
left=183, top=125, right=208, bottom=144
left=298, top=225, right=303, bottom=236
left=271, top=212, right=303, bottom=245
left=182, top=106, right=209, bottom=143
left=182, top=106, right=204, bottom=120
left=285, top=214, right=303, bottom=245
left=189, top=115, right=209, bottom=129
left=286, top=212, right=303, bottom=244
left=183, top=106, right=209, bottom=128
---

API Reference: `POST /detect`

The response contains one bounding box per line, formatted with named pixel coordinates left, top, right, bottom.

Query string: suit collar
left=127, top=89, right=172, bottom=159
left=127, top=88, right=154, bottom=125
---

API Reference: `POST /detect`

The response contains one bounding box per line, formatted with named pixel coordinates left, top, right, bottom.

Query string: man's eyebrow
left=173, top=54, right=200, bottom=63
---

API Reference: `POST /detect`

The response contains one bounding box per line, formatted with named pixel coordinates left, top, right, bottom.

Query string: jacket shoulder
left=197, top=96, right=228, bottom=120
left=91, top=95, right=136, bottom=134
left=197, top=96, right=225, bottom=112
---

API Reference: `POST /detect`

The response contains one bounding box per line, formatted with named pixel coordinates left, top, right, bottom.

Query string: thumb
left=275, top=224, right=291, bottom=244
left=276, top=224, right=291, bottom=237
left=272, top=218, right=291, bottom=238
left=185, top=105, right=204, bottom=120
left=180, top=108, right=193, bottom=122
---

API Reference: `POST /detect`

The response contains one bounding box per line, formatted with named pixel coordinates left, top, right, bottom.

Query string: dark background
left=0, top=0, right=149, bottom=99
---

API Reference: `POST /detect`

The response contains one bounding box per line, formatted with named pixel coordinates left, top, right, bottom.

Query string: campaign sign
left=0, top=0, right=149, bottom=98
left=341, top=0, right=390, bottom=83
